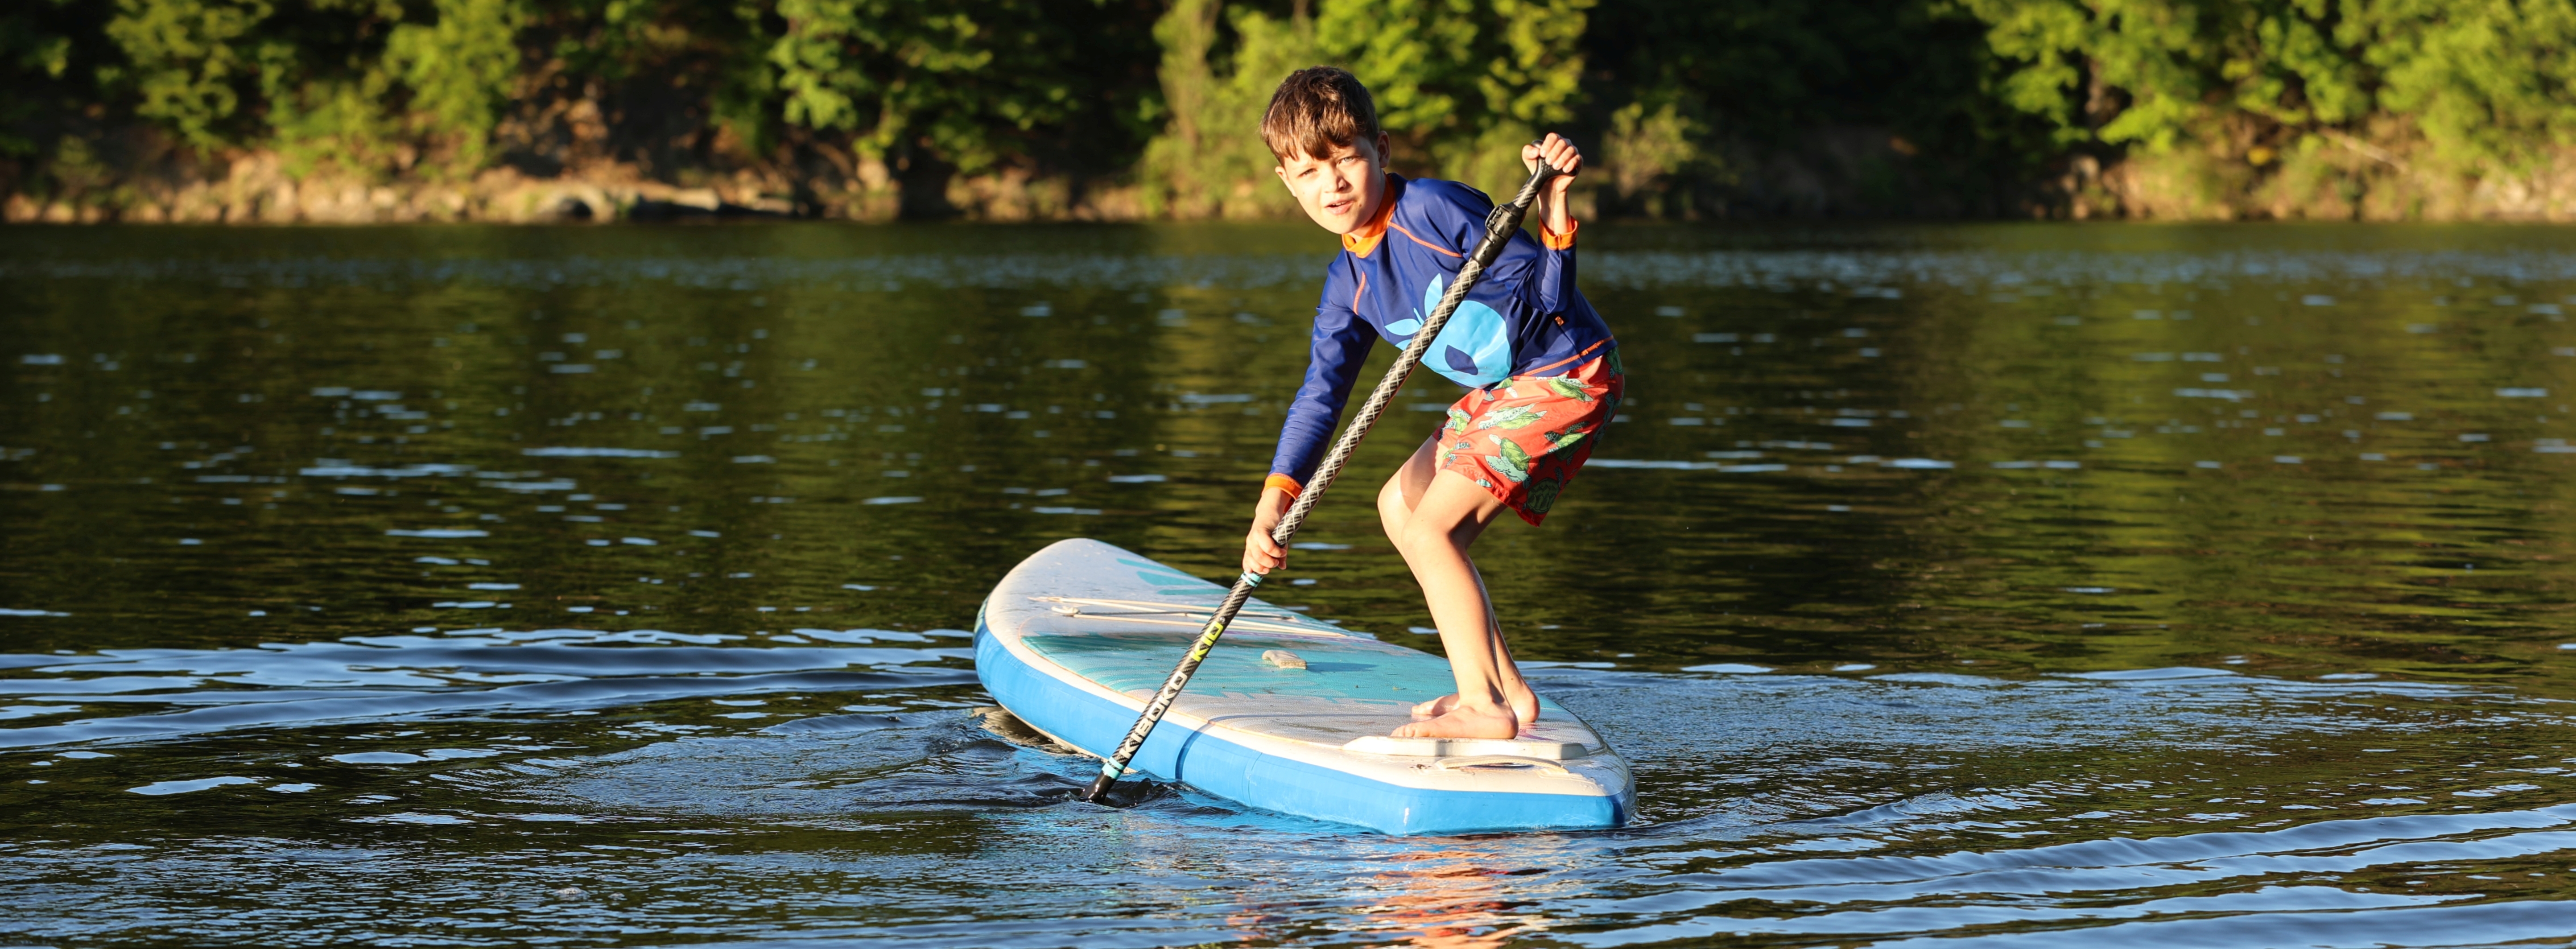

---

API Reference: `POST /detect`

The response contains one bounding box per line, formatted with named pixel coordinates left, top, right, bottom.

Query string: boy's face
left=1275, top=134, right=1390, bottom=235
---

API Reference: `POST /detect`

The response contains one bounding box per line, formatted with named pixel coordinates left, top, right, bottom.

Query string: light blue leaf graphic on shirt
left=1406, top=274, right=1512, bottom=388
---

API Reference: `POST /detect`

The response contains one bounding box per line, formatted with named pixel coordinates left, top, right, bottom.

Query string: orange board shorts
left=1434, top=348, right=1625, bottom=526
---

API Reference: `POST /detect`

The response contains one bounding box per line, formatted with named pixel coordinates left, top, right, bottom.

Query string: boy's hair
left=1261, top=67, right=1382, bottom=162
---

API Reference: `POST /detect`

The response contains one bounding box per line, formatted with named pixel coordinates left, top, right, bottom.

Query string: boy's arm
left=1501, top=220, right=1577, bottom=316
left=1247, top=286, right=1375, bottom=574
left=1519, top=133, right=1582, bottom=314
left=1419, top=181, right=1575, bottom=316
left=1268, top=291, right=1378, bottom=493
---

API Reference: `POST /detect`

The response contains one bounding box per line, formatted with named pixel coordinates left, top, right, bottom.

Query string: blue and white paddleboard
left=976, top=538, right=1634, bottom=835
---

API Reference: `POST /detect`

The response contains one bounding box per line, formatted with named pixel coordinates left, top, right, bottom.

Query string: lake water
left=6, top=222, right=2576, bottom=946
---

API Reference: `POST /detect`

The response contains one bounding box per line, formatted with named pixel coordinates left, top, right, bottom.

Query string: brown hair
left=1260, top=67, right=1382, bottom=162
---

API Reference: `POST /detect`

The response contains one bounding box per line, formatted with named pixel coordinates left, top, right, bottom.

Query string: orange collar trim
left=1338, top=175, right=1403, bottom=258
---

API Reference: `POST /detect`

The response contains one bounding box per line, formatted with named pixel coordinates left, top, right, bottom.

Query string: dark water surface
left=6, top=222, right=2576, bottom=947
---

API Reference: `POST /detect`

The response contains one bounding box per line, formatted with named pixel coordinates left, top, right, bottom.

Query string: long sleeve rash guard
left=1266, top=173, right=1617, bottom=491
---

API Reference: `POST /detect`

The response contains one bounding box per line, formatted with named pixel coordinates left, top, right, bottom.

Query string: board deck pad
left=977, top=538, right=1633, bottom=834
left=1020, top=631, right=1596, bottom=754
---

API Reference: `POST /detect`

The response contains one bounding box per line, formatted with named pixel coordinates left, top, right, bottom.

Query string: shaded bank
left=21, top=134, right=2576, bottom=226
left=10, top=0, right=2576, bottom=222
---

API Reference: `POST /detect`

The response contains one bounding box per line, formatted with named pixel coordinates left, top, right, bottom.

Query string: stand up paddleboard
left=976, top=538, right=1634, bottom=834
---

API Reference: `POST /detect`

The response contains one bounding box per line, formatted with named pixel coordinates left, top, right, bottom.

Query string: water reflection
left=4, top=222, right=2576, bottom=944
left=1351, top=846, right=1541, bottom=948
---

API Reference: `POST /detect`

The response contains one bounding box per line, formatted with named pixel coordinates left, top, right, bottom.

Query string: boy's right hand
left=1243, top=486, right=1294, bottom=574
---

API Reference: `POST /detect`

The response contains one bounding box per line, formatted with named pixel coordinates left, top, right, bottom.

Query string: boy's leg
left=1380, top=437, right=1535, bottom=725
left=1388, top=468, right=1528, bottom=740
left=1375, top=435, right=1442, bottom=545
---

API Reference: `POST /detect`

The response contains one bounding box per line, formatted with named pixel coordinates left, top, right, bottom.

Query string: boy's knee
left=1395, top=516, right=1460, bottom=558
left=1376, top=477, right=1410, bottom=529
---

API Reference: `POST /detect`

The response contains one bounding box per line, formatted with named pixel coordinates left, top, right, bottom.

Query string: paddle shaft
left=1081, top=161, right=1562, bottom=803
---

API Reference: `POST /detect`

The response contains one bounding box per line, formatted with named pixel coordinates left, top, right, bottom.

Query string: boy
left=1240, top=67, right=1622, bottom=741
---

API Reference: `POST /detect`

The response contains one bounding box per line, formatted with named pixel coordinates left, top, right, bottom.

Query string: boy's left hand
left=1521, top=134, right=1581, bottom=231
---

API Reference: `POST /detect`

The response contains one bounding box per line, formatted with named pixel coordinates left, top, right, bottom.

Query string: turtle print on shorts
left=1433, top=348, right=1625, bottom=526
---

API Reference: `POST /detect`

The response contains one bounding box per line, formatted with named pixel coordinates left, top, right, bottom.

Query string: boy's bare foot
left=1391, top=704, right=1519, bottom=739
left=1408, top=685, right=1539, bottom=728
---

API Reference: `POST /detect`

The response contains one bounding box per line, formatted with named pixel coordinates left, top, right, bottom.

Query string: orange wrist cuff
left=1540, top=218, right=1578, bottom=250
left=1263, top=474, right=1304, bottom=500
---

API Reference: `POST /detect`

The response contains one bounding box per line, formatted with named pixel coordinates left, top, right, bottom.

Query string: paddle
left=1081, top=157, right=1565, bottom=804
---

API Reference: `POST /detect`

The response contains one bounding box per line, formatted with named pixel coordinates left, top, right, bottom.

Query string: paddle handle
left=1081, top=161, right=1563, bottom=803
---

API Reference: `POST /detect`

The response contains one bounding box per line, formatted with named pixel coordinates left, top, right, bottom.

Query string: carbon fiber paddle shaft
left=1082, top=161, right=1562, bottom=804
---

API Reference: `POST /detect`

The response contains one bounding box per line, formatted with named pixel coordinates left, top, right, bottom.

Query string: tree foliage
left=1317, top=0, right=1590, bottom=192
left=1577, top=0, right=2055, bottom=215
left=2363, top=0, right=2576, bottom=171
left=1144, top=0, right=1591, bottom=213
left=769, top=0, right=1152, bottom=174
left=1139, top=0, right=1316, bottom=217
left=384, top=0, right=525, bottom=169
left=1960, top=0, right=2576, bottom=172
left=104, top=0, right=275, bottom=149
left=9, top=0, right=2576, bottom=216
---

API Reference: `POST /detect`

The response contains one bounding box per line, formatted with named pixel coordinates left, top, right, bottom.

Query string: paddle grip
left=1082, top=160, right=1564, bottom=805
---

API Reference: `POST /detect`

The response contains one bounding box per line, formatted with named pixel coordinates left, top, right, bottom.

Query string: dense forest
left=4, top=0, right=2575, bottom=222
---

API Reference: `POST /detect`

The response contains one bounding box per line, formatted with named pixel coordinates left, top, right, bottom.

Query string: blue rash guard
left=1265, top=173, right=1616, bottom=492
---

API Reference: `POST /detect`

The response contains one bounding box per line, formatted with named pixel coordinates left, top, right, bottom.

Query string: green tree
left=248, top=0, right=409, bottom=178
left=0, top=0, right=112, bottom=158
left=2364, top=0, right=2576, bottom=173
left=384, top=0, right=527, bottom=171
left=769, top=0, right=1152, bottom=179
left=1954, top=0, right=2576, bottom=206
left=1140, top=0, right=1314, bottom=217
left=1316, top=0, right=1592, bottom=195
left=103, top=0, right=274, bottom=149
left=1956, top=0, right=2368, bottom=152
left=1581, top=0, right=2048, bottom=216
left=22, top=0, right=2576, bottom=221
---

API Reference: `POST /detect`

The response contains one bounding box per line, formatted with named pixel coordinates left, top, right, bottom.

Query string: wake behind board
left=976, top=538, right=1634, bottom=835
